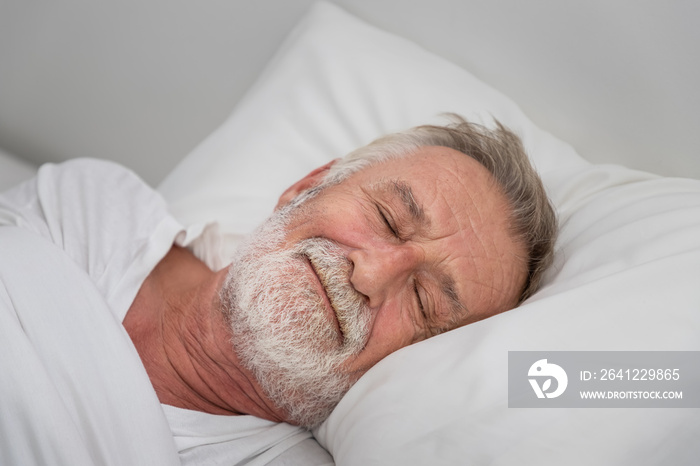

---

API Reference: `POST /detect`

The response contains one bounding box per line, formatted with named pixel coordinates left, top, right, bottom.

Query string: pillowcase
left=159, top=2, right=700, bottom=464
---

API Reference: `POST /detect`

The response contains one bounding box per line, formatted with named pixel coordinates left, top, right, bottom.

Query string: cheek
left=348, top=302, right=421, bottom=373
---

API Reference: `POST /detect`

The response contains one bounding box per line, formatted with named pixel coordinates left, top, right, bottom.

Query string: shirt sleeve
left=0, top=158, right=184, bottom=319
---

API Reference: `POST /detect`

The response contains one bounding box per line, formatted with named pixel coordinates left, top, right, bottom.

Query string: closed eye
left=377, top=204, right=399, bottom=238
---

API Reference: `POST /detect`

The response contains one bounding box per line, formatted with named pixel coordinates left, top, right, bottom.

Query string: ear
left=275, top=159, right=339, bottom=209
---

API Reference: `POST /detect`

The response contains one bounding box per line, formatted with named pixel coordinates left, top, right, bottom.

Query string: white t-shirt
left=0, top=159, right=333, bottom=465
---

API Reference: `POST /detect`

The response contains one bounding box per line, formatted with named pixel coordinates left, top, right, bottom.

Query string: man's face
left=222, top=146, right=527, bottom=426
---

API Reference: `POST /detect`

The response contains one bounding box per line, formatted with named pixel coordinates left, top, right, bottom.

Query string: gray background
left=1, top=0, right=698, bottom=185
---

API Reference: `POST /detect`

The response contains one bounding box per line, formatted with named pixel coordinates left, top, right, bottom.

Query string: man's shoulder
left=37, top=158, right=167, bottom=220
left=42, top=157, right=155, bottom=194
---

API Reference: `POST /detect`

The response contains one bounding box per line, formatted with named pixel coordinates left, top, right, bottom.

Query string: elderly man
left=0, top=117, right=555, bottom=465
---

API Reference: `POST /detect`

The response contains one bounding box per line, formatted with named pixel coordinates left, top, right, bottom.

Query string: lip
left=302, top=255, right=344, bottom=340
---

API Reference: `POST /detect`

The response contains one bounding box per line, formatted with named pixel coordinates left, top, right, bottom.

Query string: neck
left=124, top=246, right=285, bottom=422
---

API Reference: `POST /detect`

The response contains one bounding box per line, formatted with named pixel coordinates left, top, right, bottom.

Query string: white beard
left=220, top=198, right=371, bottom=428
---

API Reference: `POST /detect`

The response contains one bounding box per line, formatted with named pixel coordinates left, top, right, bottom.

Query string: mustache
left=295, top=238, right=370, bottom=349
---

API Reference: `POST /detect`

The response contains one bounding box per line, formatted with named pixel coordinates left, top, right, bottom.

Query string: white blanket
left=0, top=226, right=181, bottom=465
left=0, top=159, right=186, bottom=465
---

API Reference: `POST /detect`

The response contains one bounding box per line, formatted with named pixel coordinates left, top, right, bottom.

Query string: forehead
left=345, top=146, right=527, bottom=320
left=351, top=146, right=503, bottom=225
left=362, top=146, right=491, bottom=202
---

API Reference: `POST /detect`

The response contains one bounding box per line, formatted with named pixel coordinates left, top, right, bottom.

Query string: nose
left=347, top=243, right=421, bottom=307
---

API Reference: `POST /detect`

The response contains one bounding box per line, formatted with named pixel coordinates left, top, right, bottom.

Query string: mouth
left=301, top=254, right=344, bottom=341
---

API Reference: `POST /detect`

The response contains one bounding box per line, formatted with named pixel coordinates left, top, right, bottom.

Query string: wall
left=1, top=0, right=698, bottom=185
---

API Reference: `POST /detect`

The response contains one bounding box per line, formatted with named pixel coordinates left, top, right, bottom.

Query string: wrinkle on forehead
left=351, top=147, right=526, bottom=323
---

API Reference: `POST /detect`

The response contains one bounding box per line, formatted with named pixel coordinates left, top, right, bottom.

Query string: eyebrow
left=387, top=180, right=469, bottom=327
left=390, top=180, right=428, bottom=227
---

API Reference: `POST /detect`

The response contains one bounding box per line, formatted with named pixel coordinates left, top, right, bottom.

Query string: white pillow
left=159, top=2, right=700, bottom=464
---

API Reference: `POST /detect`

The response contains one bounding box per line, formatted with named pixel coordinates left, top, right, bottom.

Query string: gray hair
left=324, top=114, right=557, bottom=303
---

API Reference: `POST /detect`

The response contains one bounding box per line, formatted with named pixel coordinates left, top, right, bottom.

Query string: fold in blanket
left=0, top=227, right=180, bottom=466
